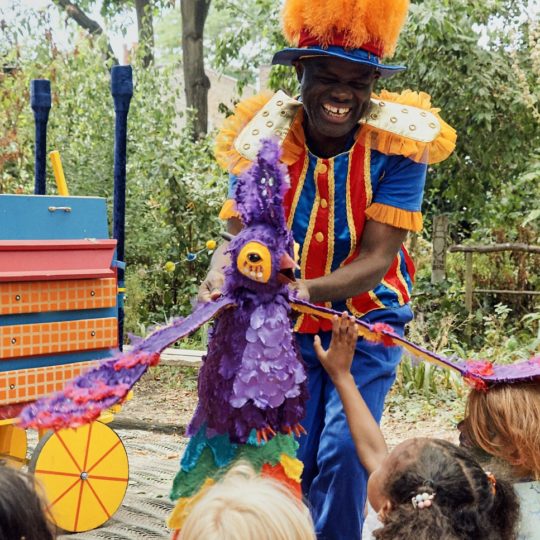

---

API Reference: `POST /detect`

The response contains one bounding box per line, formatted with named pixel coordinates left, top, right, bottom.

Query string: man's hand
left=288, top=279, right=311, bottom=301
left=197, top=269, right=225, bottom=302
left=314, top=312, right=358, bottom=384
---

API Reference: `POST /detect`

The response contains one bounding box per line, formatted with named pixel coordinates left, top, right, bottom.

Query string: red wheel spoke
left=88, top=474, right=128, bottom=482
left=35, top=469, right=80, bottom=478
left=82, top=422, right=93, bottom=471
left=87, top=439, right=121, bottom=473
left=49, top=478, right=81, bottom=507
left=86, top=480, right=111, bottom=520
left=55, top=431, right=82, bottom=472
left=73, top=478, right=85, bottom=531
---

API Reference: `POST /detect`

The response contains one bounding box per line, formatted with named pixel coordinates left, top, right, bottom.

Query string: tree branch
left=52, top=0, right=118, bottom=65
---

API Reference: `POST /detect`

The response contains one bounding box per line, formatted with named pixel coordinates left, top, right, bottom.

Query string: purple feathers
left=19, top=297, right=235, bottom=430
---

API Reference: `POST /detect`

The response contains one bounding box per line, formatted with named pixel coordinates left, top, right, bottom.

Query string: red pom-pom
left=463, top=375, right=488, bottom=391
left=466, top=360, right=494, bottom=377
left=370, top=322, right=397, bottom=347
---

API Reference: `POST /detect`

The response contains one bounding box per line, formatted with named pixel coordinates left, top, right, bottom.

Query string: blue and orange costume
left=215, top=1, right=456, bottom=537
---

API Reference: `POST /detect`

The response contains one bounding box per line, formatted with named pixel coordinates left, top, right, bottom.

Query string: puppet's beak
left=280, top=252, right=299, bottom=270
left=278, top=252, right=299, bottom=283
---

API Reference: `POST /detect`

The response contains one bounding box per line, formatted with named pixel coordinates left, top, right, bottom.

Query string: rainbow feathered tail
left=167, top=425, right=303, bottom=531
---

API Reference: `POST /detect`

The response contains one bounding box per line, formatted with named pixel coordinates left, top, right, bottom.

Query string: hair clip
left=485, top=471, right=497, bottom=495
left=411, top=492, right=435, bottom=509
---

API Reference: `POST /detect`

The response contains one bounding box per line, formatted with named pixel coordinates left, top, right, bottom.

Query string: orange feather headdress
left=272, top=0, right=410, bottom=77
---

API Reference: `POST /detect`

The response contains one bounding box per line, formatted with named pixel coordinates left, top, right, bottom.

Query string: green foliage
left=390, top=1, right=540, bottom=233
left=0, top=5, right=227, bottom=336
left=210, top=0, right=287, bottom=92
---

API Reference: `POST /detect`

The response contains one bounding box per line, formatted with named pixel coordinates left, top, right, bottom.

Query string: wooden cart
left=0, top=67, right=133, bottom=532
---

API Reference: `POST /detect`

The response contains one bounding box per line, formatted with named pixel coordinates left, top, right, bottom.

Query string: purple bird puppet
left=185, top=138, right=308, bottom=443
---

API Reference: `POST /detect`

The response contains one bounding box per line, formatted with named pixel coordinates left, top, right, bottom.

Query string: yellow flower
left=164, top=261, right=176, bottom=273
left=206, top=239, right=217, bottom=251
left=280, top=454, right=303, bottom=482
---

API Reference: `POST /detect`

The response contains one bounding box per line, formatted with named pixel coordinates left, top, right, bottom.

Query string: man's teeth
left=323, top=105, right=351, bottom=116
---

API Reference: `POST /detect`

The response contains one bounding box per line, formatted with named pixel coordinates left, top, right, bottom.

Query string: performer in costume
left=201, top=0, right=456, bottom=537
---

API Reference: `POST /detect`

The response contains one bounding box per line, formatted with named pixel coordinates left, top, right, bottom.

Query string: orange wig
left=282, top=0, right=410, bottom=58
left=465, top=382, right=540, bottom=480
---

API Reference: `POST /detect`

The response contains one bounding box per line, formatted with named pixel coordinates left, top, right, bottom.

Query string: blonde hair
left=179, top=462, right=316, bottom=540
left=465, top=382, right=540, bottom=480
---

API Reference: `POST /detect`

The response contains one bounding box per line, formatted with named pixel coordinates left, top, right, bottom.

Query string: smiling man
left=201, top=1, right=456, bottom=538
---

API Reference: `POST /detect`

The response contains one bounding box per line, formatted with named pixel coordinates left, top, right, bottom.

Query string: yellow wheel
left=0, top=424, right=27, bottom=468
left=29, top=421, right=129, bottom=532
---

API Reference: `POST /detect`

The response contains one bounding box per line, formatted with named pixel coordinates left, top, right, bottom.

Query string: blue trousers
left=296, top=305, right=413, bottom=540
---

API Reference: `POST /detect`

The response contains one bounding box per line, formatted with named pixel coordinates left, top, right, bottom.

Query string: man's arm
left=303, top=220, right=408, bottom=303
left=314, top=314, right=388, bottom=474
left=197, top=217, right=242, bottom=302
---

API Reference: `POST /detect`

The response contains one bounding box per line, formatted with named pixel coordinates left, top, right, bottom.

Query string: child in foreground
left=314, top=313, right=519, bottom=540
left=179, top=461, right=316, bottom=540
left=462, top=380, right=540, bottom=539
left=0, top=463, right=55, bottom=540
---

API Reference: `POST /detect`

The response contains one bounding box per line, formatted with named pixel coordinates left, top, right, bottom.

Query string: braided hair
left=373, top=439, right=519, bottom=540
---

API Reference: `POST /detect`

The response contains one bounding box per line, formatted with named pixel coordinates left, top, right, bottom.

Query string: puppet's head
left=224, top=139, right=296, bottom=297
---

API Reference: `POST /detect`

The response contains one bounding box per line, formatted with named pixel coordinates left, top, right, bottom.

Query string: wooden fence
left=431, top=216, right=540, bottom=314
left=448, top=243, right=540, bottom=314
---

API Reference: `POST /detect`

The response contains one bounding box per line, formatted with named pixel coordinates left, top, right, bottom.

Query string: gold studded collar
left=361, top=99, right=441, bottom=143
left=234, top=91, right=303, bottom=162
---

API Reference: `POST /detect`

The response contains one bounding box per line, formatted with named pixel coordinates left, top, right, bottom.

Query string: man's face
left=295, top=57, right=379, bottom=141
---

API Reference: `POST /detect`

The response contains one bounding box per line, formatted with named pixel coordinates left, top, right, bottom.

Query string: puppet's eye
left=237, top=242, right=272, bottom=283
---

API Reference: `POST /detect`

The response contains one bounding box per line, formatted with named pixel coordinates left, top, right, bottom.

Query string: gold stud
left=370, top=113, right=378, bottom=120
left=280, top=110, right=287, bottom=116
left=276, top=100, right=284, bottom=106
left=390, top=117, right=398, bottom=123
left=266, top=121, right=274, bottom=128
left=315, top=232, right=324, bottom=243
left=401, top=108, right=409, bottom=113
left=252, top=129, right=259, bottom=135
left=379, top=101, right=386, bottom=107
left=262, top=111, right=270, bottom=117
left=320, top=198, right=328, bottom=209
left=420, top=112, right=428, bottom=117
left=429, top=122, right=437, bottom=129
left=243, top=143, right=251, bottom=150
left=409, top=124, right=417, bottom=131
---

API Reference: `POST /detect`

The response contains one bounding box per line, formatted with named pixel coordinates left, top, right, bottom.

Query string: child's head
left=367, top=438, right=519, bottom=540
left=464, top=381, right=540, bottom=480
left=0, top=463, right=55, bottom=540
left=180, top=461, right=316, bottom=540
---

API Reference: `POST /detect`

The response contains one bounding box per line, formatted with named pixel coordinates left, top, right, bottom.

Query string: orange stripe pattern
left=0, top=318, right=118, bottom=359
left=0, top=360, right=99, bottom=404
left=0, top=278, right=117, bottom=316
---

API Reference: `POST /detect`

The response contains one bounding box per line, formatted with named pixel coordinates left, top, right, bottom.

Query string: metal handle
left=48, top=206, right=72, bottom=213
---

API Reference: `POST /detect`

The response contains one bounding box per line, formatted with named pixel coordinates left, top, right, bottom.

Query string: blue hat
left=272, top=44, right=405, bottom=79
left=274, top=0, right=410, bottom=78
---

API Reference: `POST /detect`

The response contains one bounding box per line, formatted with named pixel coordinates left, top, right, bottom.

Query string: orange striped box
left=0, top=318, right=118, bottom=359
left=0, top=278, right=117, bottom=316
left=0, top=360, right=101, bottom=405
